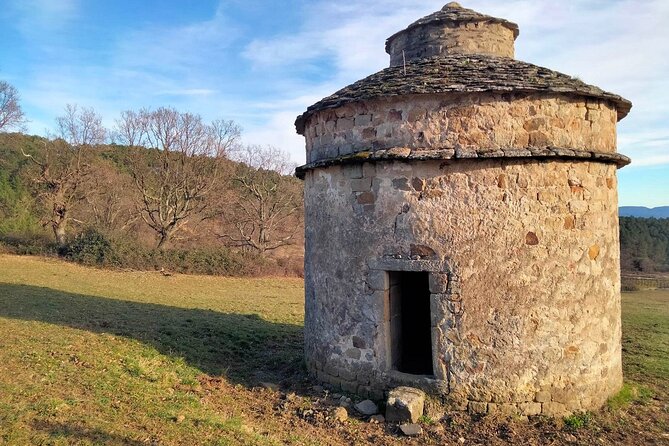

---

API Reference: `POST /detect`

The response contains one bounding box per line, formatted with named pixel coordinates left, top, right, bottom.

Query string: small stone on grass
left=370, top=414, right=385, bottom=423
left=399, top=423, right=422, bottom=436
left=332, top=406, right=348, bottom=423
left=354, top=399, right=378, bottom=415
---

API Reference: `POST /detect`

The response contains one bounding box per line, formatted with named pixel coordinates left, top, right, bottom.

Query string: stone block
left=336, top=117, right=354, bottom=131
left=518, top=402, right=542, bottom=416
left=386, top=387, right=426, bottom=423
left=369, top=388, right=385, bottom=401
left=428, top=273, right=449, bottom=293
left=341, top=380, right=359, bottom=394
left=346, top=164, right=363, bottom=179
left=535, top=391, right=551, bottom=403
left=356, top=192, right=375, bottom=205
left=388, top=109, right=403, bottom=121
left=542, top=402, right=569, bottom=417
left=569, top=200, right=588, bottom=214
left=392, top=177, right=412, bottom=191
left=468, top=401, right=488, bottom=415
left=362, top=162, right=376, bottom=178
left=324, top=361, right=340, bottom=378
left=487, top=403, right=518, bottom=416
left=367, top=271, right=389, bottom=291
left=351, top=178, right=372, bottom=192
left=355, top=114, right=372, bottom=126
left=345, top=348, right=361, bottom=360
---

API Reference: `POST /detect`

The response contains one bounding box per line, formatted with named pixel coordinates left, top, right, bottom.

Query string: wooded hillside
left=0, top=131, right=304, bottom=276
left=620, top=217, right=669, bottom=273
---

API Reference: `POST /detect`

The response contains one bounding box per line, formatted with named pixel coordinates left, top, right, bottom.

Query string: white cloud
left=242, top=0, right=669, bottom=167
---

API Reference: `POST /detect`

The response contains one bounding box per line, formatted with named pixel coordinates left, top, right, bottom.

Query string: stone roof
left=385, top=2, right=520, bottom=54
left=294, top=54, right=632, bottom=134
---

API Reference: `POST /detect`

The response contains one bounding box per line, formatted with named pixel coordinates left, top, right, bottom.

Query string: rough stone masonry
left=294, top=2, right=632, bottom=417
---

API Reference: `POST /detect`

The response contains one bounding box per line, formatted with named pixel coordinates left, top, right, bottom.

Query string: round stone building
left=294, top=3, right=631, bottom=417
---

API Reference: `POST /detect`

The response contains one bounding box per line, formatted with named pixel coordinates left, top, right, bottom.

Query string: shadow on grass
left=0, top=284, right=304, bottom=386
left=31, top=420, right=145, bottom=446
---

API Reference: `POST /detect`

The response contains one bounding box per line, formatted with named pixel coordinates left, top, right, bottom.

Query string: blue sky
left=1, top=0, right=667, bottom=207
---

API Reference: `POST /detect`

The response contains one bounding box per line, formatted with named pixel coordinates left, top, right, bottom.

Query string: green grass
left=0, top=255, right=304, bottom=445
left=606, top=383, right=653, bottom=411
left=0, top=255, right=668, bottom=445
left=621, top=289, right=669, bottom=395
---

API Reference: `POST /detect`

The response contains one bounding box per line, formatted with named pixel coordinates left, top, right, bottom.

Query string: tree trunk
left=53, top=221, right=67, bottom=247
left=156, top=232, right=169, bottom=250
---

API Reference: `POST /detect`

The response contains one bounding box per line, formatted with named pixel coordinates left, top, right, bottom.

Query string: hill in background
left=620, top=206, right=669, bottom=218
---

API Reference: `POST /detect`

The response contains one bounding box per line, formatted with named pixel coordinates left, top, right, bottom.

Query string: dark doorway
left=388, top=271, right=433, bottom=375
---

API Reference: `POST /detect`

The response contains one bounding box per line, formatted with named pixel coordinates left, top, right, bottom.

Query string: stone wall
left=304, top=93, right=618, bottom=164
left=303, top=158, right=622, bottom=416
left=388, top=21, right=516, bottom=66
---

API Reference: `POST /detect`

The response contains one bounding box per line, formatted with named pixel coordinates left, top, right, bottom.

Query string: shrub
left=1, top=228, right=304, bottom=278
left=63, top=228, right=115, bottom=266
left=563, top=411, right=592, bottom=430
left=0, top=233, right=57, bottom=256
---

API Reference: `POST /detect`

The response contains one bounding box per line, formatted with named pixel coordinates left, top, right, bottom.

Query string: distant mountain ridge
left=620, top=206, right=669, bottom=218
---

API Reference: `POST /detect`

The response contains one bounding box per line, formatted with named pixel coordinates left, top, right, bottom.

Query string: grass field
left=0, top=255, right=668, bottom=445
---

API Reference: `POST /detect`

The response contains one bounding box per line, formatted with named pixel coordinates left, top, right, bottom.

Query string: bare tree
left=231, top=143, right=297, bottom=175
left=116, top=107, right=241, bottom=249
left=81, top=158, right=138, bottom=234
left=56, top=104, right=107, bottom=146
left=220, top=145, right=302, bottom=254
left=0, top=80, right=25, bottom=131
left=113, top=110, right=145, bottom=146
left=21, top=138, right=89, bottom=246
left=20, top=105, right=106, bottom=246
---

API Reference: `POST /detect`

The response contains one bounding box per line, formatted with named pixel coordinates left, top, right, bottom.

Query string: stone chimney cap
left=385, top=3, right=519, bottom=54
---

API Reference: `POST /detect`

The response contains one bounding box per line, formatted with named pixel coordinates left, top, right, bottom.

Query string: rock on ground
left=369, top=414, right=385, bottom=423
left=332, top=407, right=348, bottom=423
left=354, top=399, right=379, bottom=416
left=400, top=423, right=423, bottom=436
left=386, top=387, right=425, bottom=423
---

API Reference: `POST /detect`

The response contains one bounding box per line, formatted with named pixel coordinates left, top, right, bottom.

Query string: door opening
left=388, top=271, right=434, bottom=375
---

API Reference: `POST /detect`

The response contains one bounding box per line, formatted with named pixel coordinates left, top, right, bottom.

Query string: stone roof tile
left=295, top=54, right=632, bottom=134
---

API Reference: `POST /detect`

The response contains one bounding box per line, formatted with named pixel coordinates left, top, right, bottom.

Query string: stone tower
left=294, top=3, right=631, bottom=417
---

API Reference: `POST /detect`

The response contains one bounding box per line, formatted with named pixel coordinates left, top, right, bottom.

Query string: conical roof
left=295, top=54, right=631, bottom=134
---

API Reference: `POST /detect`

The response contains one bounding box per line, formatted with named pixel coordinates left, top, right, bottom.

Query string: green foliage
left=0, top=133, right=43, bottom=237
left=0, top=233, right=57, bottom=256
left=63, top=228, right=115, bottom=265
left=563, top=411, right=592, bottom=429
left=620, top=216, right=669, bottom=272
left=418, top=415, right=436, bottom=425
